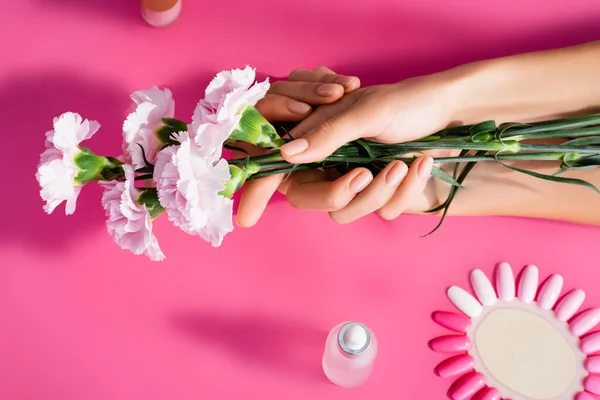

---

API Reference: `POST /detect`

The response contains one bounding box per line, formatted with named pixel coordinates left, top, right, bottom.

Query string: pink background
left=2, top=1, right=600, bottom=399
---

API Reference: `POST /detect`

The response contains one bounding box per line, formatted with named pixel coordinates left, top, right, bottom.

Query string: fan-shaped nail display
left=430, top=263, right=596, bottom=400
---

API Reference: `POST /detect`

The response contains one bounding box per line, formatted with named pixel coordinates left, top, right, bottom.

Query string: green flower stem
left=504, top=126, right=600, bottom=141
left=501, top=114, right=600, bottom=136
left=244, top=152, right=572, bottom=181
left=228, top=152, right=284, bottom=166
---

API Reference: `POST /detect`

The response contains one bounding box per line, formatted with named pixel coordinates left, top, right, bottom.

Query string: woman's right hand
left=279, top=73, right=462, bottom=163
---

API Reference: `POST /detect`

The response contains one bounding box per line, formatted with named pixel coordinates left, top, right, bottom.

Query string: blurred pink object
left=141, top=0, right=181, bottom=27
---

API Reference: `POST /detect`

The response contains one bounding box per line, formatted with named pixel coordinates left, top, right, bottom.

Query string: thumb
left=279, top=107, right=371, bottom=164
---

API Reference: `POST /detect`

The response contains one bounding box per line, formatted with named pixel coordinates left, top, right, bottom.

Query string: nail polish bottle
left=322, top=321, right=378, bottom=387
left=140, top=0, right=182, bottom=27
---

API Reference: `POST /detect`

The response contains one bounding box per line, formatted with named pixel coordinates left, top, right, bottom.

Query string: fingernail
left=317, top=83, right=339, bottom=97
left=385, top=162, right=408, bottom=186
left=281, top=138, right=309, bottom=156
left=418, top=156, right=434, bottom=179
left=350, top=171, right=373, bottom=193
left=335, top=76, right=357, bottom=88
left=288, top=101, right=311, bottom=115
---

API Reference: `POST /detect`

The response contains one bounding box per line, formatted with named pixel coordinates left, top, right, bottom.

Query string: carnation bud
left=73, top=147, right=124, bottom=185
left=228, top=105, right=285, bottom=149
left=220, top=163, right=260, bottom=198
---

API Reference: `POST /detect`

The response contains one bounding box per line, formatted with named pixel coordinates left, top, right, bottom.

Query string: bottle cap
left=338, top=322, right=371, bottom=355
left=141, top=0, right=182, bottom=27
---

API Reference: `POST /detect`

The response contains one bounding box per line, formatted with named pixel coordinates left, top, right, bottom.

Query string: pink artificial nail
left=472, top=387, right=501, bottom=400
left=537, top=274, right=563, bottom=310
left=496, top=262, right=515, bottom=301
left=584, top=376, right=600, bottom=395
left=448, top=372, right=486, bottom=400
left=585, top=355, right=600, bottom=373
left=434, top=354, right=475, bottom=378
left=580, top=332, right=600, bottom=354
left=571, top=308, right=600, bottom=337
left=428, top=335, right=471, bottom=353
left=432, top=311, right=471, bottom=333
left=555, top=289, right=586, bottom=321
left=518, top=264, right=538, bottom=303
left=575, top=392, right=596, bottom=400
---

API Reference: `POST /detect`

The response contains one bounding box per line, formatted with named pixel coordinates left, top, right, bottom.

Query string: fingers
left=329, top=161, right=409, bottom=224
left=289, top=67, right=361, bottom=92
left=281, top=157, right=433, bottom=224
left=286, top=168, right=372, bottom=211
left=236, top=173, right=285, bottom=227
left=270, top=81, right=344, bottom=104
left=377, top=156, right=434, bottom=220
left=280, top=100, right=373, bottom=163
left=256, top=93, right=312, bottom=122
left=284, top=99, right=349, bottom=138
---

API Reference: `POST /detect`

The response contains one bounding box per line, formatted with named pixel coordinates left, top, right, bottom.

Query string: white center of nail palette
left=472, top=305, right=585, bottom=399
left=430, top=263, right=600, bottom=400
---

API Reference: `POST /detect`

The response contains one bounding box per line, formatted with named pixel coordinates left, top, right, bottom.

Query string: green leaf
left=471, top=132, right=493, bottom=143
left=498, top=160, right=600, bottom=194
left=469, top=120, right=496, bottom=135
left=505, top=114, right=600, bottom=136
left=416, top=135, right=442, bottom=142
left=563, top=136, right=600, bottom=146
left=424, top=150, right=487, bottom=236
left=430, top=166, right=462, bottom=188
left=280, top=163, right=303, bottom=183
left=498, top=122, right=530, bottom=133
left=354, top=139, right=376, bottom=158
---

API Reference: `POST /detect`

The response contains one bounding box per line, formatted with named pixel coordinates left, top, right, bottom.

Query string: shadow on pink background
left=1, top=1, right=599, bottom=399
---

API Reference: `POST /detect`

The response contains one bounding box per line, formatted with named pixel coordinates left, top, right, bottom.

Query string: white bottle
left=322, top=321, right=378, bottom=387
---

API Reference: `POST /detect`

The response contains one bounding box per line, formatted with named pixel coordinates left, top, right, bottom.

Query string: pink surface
left=1, top=1, right=600, bottom=399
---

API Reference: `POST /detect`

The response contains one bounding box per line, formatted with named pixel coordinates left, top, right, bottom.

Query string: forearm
left=446, top=40, right=600, bottom=124
left=422, top=41, right=600, bottom=225
left=433, top=162, right=600, bottom=225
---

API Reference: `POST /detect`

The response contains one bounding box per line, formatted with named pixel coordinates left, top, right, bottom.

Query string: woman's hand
left=236, top=67, right=362, bottom=227
left=238, top=70, right=463, bottom=227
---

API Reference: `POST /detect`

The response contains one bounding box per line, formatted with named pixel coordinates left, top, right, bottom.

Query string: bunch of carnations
left=36, top=66, right=600, bottom=261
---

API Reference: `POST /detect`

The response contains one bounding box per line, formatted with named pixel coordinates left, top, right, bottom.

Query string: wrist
left=434, top=59, right=502, bottom=125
